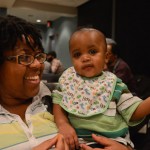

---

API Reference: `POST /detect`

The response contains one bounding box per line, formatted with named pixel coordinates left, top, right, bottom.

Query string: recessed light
left=36, top=19, right=41, bottom=23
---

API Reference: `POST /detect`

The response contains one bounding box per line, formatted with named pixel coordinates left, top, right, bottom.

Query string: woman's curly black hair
left=0, top=15, right=44, bottom=63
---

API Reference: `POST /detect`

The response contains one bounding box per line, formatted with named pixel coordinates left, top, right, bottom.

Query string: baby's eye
left=73, top=52, right=81, bottom=58
left=89, top=49, right=97, bottom=55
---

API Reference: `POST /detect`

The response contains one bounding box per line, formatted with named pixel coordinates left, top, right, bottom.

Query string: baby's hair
left=0, top=15, right=44, bottom=63
left=70, top=27, right=106, bottom=40
left=75, top=27, right=102, bottom=34
left=69, top=27, right=106, bottom=50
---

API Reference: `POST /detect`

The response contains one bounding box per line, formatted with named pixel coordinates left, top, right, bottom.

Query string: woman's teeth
left=25, top=75, right=39, bottom=80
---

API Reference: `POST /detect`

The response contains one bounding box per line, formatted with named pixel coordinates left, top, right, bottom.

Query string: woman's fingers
left=32, top=136, right=57, bottom=150
left=91, top=134, right=112, bottom=147
left=32, top=134, right=69, bottom=150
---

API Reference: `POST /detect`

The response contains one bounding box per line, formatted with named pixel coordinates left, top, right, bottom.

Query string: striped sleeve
left=114, top=78, right=143, bottom=126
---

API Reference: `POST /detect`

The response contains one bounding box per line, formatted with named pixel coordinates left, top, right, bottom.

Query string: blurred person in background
left=105, top=38, right=137, bottom=95
left=43, top=55, right=51, bottom=74
left=47, top=51, right=64, bottom=74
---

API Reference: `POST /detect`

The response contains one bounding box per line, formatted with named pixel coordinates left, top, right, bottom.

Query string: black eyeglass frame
left=6, top=53, right=47, bottom=65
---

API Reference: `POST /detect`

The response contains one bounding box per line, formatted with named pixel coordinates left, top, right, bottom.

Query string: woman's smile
left=24, top=74, right=40, bottom=84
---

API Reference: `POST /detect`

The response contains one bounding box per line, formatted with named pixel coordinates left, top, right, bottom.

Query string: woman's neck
left=0, top=98, right=32, bottom=120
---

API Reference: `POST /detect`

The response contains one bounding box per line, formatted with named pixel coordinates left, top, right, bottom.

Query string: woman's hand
left=32, top=134, right=69, bottom=150
left=80, top=134, right=132, bottom=150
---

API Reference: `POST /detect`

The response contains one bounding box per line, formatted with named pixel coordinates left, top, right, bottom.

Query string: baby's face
left=69, top=30, right=107, bottom=77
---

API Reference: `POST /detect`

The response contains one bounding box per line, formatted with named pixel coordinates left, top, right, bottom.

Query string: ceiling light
left=36, top=19, right=41, bottom=23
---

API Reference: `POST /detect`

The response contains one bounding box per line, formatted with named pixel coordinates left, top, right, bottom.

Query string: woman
left=0, top=15, right=68, bottom=150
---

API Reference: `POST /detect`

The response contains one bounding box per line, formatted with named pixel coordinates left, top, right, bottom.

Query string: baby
left=52, top=28, right=150, bottom=150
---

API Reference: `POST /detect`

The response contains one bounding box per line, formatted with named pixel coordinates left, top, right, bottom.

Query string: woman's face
left=0, top=39, right=44, bottom=103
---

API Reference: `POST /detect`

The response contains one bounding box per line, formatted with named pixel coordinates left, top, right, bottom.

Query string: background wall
left=115, top=0, right=150, bottom=75
left=77, top=0, right=150, bottom=76
left=36, top=17, right=77, bottom=69
left=78, top=0, right=113, bottom=37
left=52, top=17, right=77, bottom=69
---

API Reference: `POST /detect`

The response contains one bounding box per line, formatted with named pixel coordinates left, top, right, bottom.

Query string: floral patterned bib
left=58, top=67, right=117, bottom=117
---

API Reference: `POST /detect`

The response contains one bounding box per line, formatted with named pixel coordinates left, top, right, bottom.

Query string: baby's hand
left=58, top=122, right=79, bottom=150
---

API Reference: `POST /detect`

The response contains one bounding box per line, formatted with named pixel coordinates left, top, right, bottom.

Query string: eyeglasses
left=6, top=53, right=47, bottom=65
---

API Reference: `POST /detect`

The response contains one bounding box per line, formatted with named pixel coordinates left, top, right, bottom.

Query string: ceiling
left=0, top=0, right=89, bottom=24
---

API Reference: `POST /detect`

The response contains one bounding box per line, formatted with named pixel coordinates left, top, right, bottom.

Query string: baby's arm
left=53, top=104, right=79, bottom=150
left=130, top=97, right=150, bottom=121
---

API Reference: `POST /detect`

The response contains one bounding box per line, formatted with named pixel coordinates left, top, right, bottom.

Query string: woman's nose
left=29, top=58, right=41, bottom=68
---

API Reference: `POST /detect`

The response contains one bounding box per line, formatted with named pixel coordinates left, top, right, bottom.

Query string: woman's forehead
left=7, top=39, right=40, bottom=55
left=15, top=35, right=39, bottom=48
